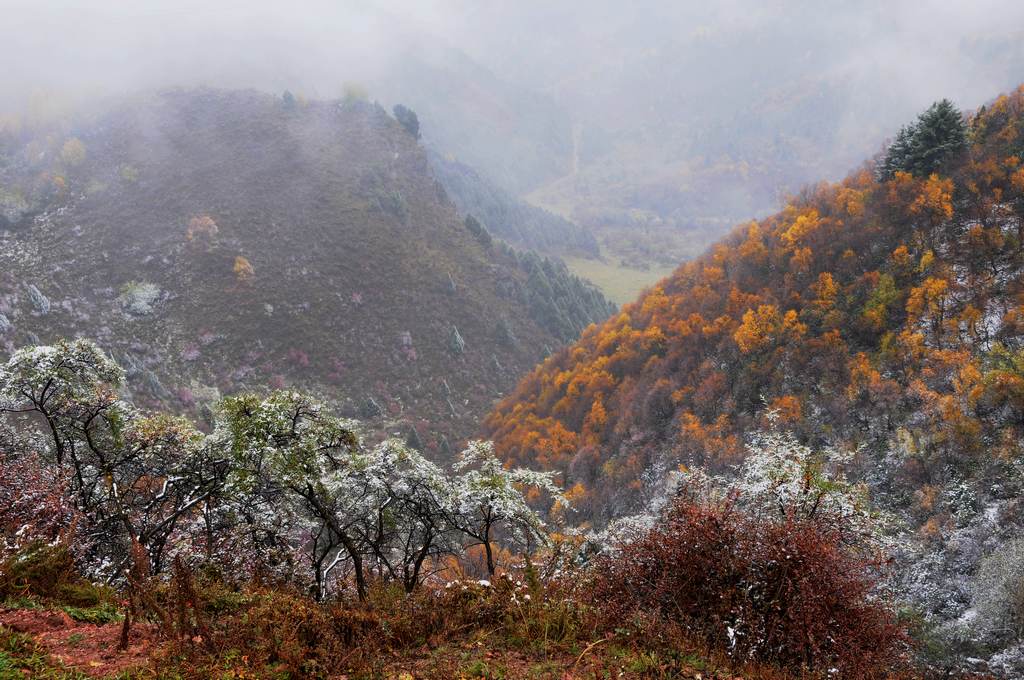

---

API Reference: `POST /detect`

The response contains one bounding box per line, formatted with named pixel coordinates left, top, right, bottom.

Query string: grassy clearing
left=563, top=254, right=676, bottom=306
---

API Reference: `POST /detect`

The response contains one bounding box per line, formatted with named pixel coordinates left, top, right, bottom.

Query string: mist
left=4, top=0, right=1024, bottom=259
left=6, top=1, right=1023, bottom=116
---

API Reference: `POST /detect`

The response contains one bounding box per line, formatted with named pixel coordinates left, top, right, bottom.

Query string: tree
left=448, top=440, right=564, bottom=576
left=186, top=214, right=218, bottom=243
left=879, top=99, right=966, bottom=179
left=218, top=391, right=459, bottom=599
left=464, top=214, right=493, bottom=250
left=60, top=138, right=86, bottom=168
left=217, top=391, right=366, bottom=597
left=0, top=339, right=124, bottom=466
left=908, top=99, right=967, bottom=176
left=392, top=104, right=420, bottom=140
left=0, top=340, right=227, bottom=580
left=233, top=255, right=254, bottom=283
left=876, top=125, right=913, bottom=181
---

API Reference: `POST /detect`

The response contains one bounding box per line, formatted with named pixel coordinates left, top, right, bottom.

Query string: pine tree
left=392, top=104, right=420, bottom=139
left=907, top=99, right=966, bottom=176
left=879, top=99, right=966, bottom=180
left=876, top=125, right=913, bottom=180
left=405, top=425, right=423, bottom=451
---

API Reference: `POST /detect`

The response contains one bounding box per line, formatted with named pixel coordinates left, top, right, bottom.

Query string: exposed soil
left=0, top=607, right=157, bottom=677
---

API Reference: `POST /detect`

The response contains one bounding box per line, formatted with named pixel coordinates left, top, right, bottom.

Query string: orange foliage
left=484, top=86, right=1024, bottom=521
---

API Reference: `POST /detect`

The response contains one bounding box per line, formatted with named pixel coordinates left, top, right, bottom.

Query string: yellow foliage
left=905, top=277, right=948, bottom=320
left=733, top=305, right=781, bottom=353
left=910, top=174, right=954, bottom=222
left=891, top=245, right=912, bottom=267
left=780, top=208, right=821, bottom=248
left=233, top=255, right=255, bottom=282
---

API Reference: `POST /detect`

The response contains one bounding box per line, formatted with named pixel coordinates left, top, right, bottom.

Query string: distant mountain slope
left=487, top=87, right=1024, bottom=667
left=375, top=43, right=573, bottom=196
left=0, top=88, right=612, bottom=451
left=489, top=86, right=1024, bottom=511
left=427, top=150, right=598, bottom=257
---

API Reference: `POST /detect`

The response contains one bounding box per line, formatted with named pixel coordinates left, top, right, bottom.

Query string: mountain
left=414, top=3, right=1024, bottom=272
left=427, top=149, right=598, bottom=257
left=486, top=86, right=1024, bottom=670
left=0, top=88, right=612, bottom=451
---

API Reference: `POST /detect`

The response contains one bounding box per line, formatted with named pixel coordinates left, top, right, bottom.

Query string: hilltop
left=0, top=88, right=613, bottom=450
left=487, top=87, right=1024, bottom=672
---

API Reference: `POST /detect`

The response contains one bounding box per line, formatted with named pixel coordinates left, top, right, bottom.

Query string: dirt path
left=0, top=607, right=157, bottom=677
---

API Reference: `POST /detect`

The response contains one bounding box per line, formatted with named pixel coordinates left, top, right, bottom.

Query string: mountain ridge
left=0, top=87, right=613, bottom=451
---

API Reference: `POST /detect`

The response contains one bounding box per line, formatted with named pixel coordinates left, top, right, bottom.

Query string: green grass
left=61, top=601, right=122, bottom=624
left=0, top=627, right=88, bottom=680
left=563, top=254, right=676, bottom=306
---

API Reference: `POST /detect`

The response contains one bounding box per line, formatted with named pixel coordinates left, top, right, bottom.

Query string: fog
left=6, top=1, right=1022, bottom=114
left=4, top=0, right=1024, bottom=245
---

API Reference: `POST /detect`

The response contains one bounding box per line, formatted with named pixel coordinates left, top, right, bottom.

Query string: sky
left=4, top=1, right=1023, bottom=109
left=3, top=0, right=1024, bottom=210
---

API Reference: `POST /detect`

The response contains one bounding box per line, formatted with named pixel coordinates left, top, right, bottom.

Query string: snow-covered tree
left=0, top=338, right=124, bottom=466
left=449, top=440, right=564, bottom=576
left=217, top=391, right=463, bottom=599
left=0, top=340, right=227, bottom=581
left=734, top=424, right=876, bottom=543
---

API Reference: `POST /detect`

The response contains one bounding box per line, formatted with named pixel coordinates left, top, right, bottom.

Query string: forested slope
left=488, top=89, right=1024, bottom=522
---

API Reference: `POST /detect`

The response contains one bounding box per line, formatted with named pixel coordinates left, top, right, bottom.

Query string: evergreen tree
left=392, top=104, right=420, bottom=140
left=464, top=215, right=493, bottom=250
left=878, top=99, right=966, bottom=180
left=876, top=125, right=913, bottom=180
left=907, top=99, right=966, bottom=176
left=405, top=424, right=423, bottom=451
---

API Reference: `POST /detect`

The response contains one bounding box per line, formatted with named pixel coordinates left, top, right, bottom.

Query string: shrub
left=972, top=537, right=1024, bottom=643
left=587, top=495, right=907, bottom=677
left=233, top=255, right=254, bottom=282
left=0, top=543, right=76, bottom=601
left=0, top=452, right=78, bottom=561
left=186, top=214, right=218, bottom=242
left=118, top=280, right=161, bottom=315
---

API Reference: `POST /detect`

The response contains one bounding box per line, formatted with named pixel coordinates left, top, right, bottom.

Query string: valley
left=4, top=3, right=1024, bottom=678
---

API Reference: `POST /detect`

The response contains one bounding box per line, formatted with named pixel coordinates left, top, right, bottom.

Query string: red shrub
left=588, top=497, right=908, bottom=677
left=0, top=451, right=79, bottom=560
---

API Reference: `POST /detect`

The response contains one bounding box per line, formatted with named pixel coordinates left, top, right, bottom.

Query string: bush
left=0, top=543, right=76, bottom=601
left=973, top=537, right=1024, bottom=644
left=587, top=496, right=907, bottom=677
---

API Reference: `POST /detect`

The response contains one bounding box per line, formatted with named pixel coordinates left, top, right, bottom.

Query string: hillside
left=487, top=87, right=1024, bottom=671
left=427, top=149, right=599, bottom=257
left=0, top=88, right=612, bottom=451
left=374, top=42, right=574, bottom=196
left=421, top=3, right=1024, bottom=272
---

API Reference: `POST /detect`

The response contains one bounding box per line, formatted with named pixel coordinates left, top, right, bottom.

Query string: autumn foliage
left=588, top=495, right=907, bottom=676
left=486, top=86, right=1024, bottom=522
